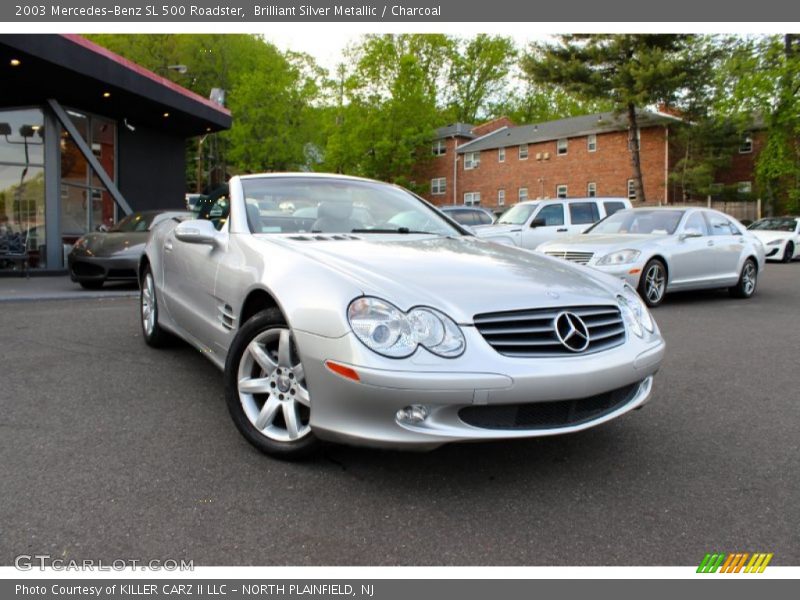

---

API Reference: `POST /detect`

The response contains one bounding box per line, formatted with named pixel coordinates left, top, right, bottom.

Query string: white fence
left=663, top=198, right=762, bottom=223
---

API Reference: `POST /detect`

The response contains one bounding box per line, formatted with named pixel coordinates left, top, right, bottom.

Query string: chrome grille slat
left=474, top=305, right=626, bottom=357
left=545, top=250, right=595, bottom=265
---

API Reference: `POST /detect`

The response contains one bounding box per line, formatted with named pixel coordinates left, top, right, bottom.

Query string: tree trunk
left=627, top=102, right=646, bottom=203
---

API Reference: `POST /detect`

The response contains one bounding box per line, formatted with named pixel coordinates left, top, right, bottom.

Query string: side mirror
left=174, top=219, right=219, bottom=246
left=679, top=231, right=703, bottom=241
left=530, top=217, right=547, bottom=228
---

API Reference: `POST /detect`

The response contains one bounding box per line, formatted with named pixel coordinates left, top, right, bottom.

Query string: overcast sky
left=265, top=31, right=545, bottom=73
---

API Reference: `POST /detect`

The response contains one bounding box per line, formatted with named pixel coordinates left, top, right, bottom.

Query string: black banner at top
left=1, top=0, right=799, bottom=22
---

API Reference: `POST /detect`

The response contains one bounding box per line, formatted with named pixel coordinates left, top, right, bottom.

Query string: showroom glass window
left=60, top=110, right=117, bottom=239
left=0, top=107, right=46, bottom=270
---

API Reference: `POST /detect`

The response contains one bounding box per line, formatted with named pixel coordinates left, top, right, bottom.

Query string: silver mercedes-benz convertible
left=139, top=174, right=665, bottom=458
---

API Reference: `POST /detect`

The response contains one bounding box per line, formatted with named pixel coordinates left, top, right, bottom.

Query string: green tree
left=522, top=35, right=705, bottom=202
left=444, top=35, right=517, bottom=123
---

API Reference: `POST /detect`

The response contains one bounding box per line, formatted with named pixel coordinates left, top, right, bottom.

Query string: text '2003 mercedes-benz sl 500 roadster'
left=139, top=173, right=665, bottom=458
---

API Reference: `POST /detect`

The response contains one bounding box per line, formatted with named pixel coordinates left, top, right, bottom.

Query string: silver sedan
left=139, top=174, right=664, bottom=458
left=537, top=207, right=766, bottom=307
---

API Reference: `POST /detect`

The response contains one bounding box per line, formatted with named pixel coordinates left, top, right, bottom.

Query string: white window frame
left=739, top=135, right=753, bottom=154
left=518, top=187, right=528, bottom=201
left=464, top=151, right=481, bottom=170
left=497, top=189, right=505, bottom=206
left=587, top=182, right=597, bottom=198
left=519, top=144, right=528, bottom=160
left=432, top=140, right=447, bottom=156
left=627, top=179, right=637, bottom=200
left=587, top=134, right=597, bottom=152
left=430, top=177, right=446, bottom=196
left=498, top=147, right=505, bottom=162
left=464, top=192, right=481, bottom=206
left=557, top=138, right=568, bottom=156
left=556, top=184, right=568, bottom=199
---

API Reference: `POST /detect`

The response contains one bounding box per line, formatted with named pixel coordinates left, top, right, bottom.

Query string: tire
left=729, top=258, right=758, bottom=299
left=79, top=280, right=104, bottom=290
left=781, top=242, right=794, bottom=263
left=224, top=308, right=320, bottom=460
left=140, top=266, right=172, bottom=347
left=637, top=258, right=667, bottom=307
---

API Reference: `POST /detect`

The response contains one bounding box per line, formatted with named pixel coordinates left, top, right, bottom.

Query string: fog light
left=396, top=404, right=429, bottom=425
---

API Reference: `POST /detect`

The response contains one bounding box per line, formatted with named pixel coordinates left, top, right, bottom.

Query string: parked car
left=747, top=216, right=800, bottom=263
left=537, top=207, right=766, bottom=307
left=69, top=210, right=190, bottom=289
left=474, top=197, right=632, bottom=249
left=139, top=173, right=664, bottom=458
left=439, top=205, right=495, bottom=227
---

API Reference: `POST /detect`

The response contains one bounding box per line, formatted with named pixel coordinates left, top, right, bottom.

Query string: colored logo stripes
left=697, top=552, right=773, bottom=573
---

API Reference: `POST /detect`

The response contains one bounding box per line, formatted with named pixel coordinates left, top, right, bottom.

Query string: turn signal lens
left=325, top=361, right=360, bottom=382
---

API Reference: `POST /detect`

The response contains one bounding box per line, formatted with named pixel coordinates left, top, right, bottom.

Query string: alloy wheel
left=742, top=262, right=757, bottom=296
left=237, top=328, right=311, bottom=442
left=644, top=263, right=666, bottom=304
left=141, top=273, right=156, bottom=336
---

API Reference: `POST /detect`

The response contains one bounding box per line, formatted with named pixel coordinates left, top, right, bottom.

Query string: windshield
left=497, top=203, right=538, bottom=225
left=110, top=213, right=154, bottom=232
left=240, top=177, right=462, bottom=236
left=748, top=217, right=798, bottom=232
left=587, top=209, right=685, bottom=235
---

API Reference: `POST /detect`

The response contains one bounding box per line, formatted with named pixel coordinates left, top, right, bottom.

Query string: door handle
left=164, top=240, right=173, bottom=251
left=556, top=228, right=568, bottom=232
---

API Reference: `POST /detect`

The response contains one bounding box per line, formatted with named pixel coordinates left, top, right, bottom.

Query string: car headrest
left=318, top=201, right=353, bottom=221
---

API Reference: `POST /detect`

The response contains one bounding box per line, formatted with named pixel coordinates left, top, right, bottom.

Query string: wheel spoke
left=247, top=340, right=277, bottom=374
left=238, top=377, right=272, bottom=394
left=277, top=329, right=292, bottom=368
left=292, top=363, right=304, bottom=383
left=254, top=395, right=280, bottom=430
left=294, top=385, right=310, bottom=407
left=283, top=401, right=302, bottom=439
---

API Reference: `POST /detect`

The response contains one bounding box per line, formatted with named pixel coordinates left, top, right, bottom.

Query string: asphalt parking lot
left=1, top=265, right=798, bottom=566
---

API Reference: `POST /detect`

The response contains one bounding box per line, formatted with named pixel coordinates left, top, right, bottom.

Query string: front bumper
left=295, top=326, right=664, bottom=450
left=68, top=253, right=140, bottom=283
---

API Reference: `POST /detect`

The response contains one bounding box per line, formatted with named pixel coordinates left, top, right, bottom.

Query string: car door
left=667, top=211, right=716, bottom=287
left=518, top=203, right=568, bottom=249
left=162, top=196, right=229, bottom=348
left=703, top=211, right=745, bottom=283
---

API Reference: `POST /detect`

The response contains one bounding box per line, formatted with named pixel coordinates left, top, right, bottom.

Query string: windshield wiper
left=350, top=228, right=439, bottom=235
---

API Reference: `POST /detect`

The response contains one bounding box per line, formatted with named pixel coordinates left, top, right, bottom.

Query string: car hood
left=538, top=233, right=669, bottom=254
left=749, top=230, right=792, bottom=243
left=265, top=234, right=623, bottom=323
left=80, top=232, right=148, bottom=257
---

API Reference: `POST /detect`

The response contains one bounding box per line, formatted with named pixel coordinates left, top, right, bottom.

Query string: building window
left=518, top=187, right=528, bottom=201
left=430, top=177, right=446, bottom=196
left=739, top=135, right=753, bottom=154
left=557, top=138, right=568, bottom=156
left=738, top=181, right=752, bottom=196
left=556, top=184, right=568, bottom=199
left=498, top=147, right=505, bottom=162
left=587, top=134, right=597, bottom=152
left=519, top=144, right=528, bottom=160
left=627, top=179, right=637, bottom=200
left=432, top=140, right=446, bottom=156
left=587, top=182, right=597, bottom=197
left=464, top=151, right=480, bottom=170
left=464, top=192, right=481, bottom=206
left=498, top=189, right=505, bottom=206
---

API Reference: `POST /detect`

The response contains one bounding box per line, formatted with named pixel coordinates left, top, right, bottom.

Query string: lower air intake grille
left=458, top=382, right=640, bottom=430
left=474, top=305, right=626, bottom=357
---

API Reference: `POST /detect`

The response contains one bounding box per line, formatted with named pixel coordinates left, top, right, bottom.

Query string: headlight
left=347, top=297, right=465, bottom=358
left=617, top=285, right=655, bottom=338
left=597, top=249, right=641, bottom=265
left=767, top=239, right=785, bottom=246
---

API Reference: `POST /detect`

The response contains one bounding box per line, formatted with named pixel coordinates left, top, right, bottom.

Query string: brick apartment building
left=415, top=110, right=763, bottom=213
